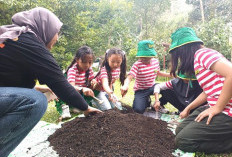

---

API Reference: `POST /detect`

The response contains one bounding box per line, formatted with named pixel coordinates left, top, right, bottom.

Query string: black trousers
left=159, top=89, right=186, bottom=112
left=175, top=106, right=232, bottom=154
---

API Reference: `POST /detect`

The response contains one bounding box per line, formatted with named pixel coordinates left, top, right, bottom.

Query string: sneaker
left=61, top=104, right=71, bottom=119
left=159, top=106, right=170, bottom=114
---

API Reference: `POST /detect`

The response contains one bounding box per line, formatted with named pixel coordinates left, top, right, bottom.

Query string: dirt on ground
left=48, top=106, right=175, bottom=157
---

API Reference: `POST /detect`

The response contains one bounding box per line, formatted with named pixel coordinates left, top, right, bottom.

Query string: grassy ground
left=41, top=80, right=232, bottom=157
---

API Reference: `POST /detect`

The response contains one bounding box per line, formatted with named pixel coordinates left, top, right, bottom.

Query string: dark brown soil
left=48, top=106, right=175, bottom=157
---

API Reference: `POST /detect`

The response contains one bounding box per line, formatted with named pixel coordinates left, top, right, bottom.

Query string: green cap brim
left=169, top=40, right=203, bottom=53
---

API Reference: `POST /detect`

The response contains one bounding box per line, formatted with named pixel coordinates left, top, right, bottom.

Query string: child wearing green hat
left=168, top=27, right=232, bottom=154
left=153, top=71, right=205, bottom=113
left=121, top=40, right=170, bottom=114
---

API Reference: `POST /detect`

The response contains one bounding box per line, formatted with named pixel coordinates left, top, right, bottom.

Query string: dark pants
left=160, top=89, right=206, bottom=112
left=159, top=89, right=186, bottom=112
left=133, top=85, right=155, bottom=114
left=175, top=106, right=232, bottom=154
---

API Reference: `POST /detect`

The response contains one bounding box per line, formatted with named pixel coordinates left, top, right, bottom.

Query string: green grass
left=41, top=80, right=232, bottom=157
left=41, top=101, right=60, bottom=123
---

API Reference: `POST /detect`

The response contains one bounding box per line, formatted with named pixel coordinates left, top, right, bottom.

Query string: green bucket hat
left=169, top=27, right=203, bottom=53
left=136, top=40, right=157, bottom=57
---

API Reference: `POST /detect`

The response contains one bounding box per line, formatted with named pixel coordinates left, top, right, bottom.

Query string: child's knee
left=175, top=131, right=198, bottom=153
left=133, top=106, right=145, bottom=114
left=175, top=125, right=182, bottom=135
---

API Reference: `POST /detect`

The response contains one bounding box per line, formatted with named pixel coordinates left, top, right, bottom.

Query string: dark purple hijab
left=0, top=7, right=63, bottom=45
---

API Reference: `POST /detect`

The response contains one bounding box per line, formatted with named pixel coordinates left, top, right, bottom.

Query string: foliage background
left=2, top=1, right=232, bottom=156
left=1, top=0, right=232, bottom=71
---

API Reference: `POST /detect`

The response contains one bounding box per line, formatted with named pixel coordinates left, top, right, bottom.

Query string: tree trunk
left=199, top=0, right=205, bottom=23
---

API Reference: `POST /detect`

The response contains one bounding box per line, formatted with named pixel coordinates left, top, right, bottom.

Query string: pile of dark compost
left=48, top=106, right=175, bottom=157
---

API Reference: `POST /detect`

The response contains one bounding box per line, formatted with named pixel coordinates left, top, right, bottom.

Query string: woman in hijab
left=0, top=7, right=101, bottom=157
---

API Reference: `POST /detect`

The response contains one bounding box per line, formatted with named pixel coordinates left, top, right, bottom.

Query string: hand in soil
left=153, top=101, right=161, bottom=111
left=83, top=106, right=102, bottom=117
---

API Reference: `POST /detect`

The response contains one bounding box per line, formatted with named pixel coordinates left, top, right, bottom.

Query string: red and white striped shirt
left=67, top=63, right=94, bottom=87
left=95, top=66, right=120, bottom=91
left=129, top=58, right=160, bottom=91
left=194, top=48, right=232, bottom=117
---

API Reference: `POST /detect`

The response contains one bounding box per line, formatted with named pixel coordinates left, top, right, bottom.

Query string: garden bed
left=48, top=107, right=175, bottom=157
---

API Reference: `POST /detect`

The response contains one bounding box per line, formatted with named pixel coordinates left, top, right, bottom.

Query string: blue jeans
left=93, top=92, right=122, bottom=111
left=133, top=85, right=156, bottom=114
left=0, top=87, right=47, bottom=157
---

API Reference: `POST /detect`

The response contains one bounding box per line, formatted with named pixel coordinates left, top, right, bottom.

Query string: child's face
left=139, top=57, right=152, bottom=64
left=108, top=54, right=122, bottom=70
left=76, top=54, right=93, bottom=72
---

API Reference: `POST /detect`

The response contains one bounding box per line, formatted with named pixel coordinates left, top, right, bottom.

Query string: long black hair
left=170, top=42, right=203, bottom=77
left=66, top=46, right=94, bottom=87
left=95, top=48, right=127, bottom=86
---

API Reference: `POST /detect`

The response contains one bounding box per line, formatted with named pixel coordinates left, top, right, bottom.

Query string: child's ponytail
left=94, top=52, right=112, bottom=86
left=119, top=51, right=127, bottom=85
left=65, top=58, right=77, bottom=74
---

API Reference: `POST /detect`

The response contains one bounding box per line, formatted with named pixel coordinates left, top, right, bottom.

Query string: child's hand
left=120, top=85, right=128, bottom=97
left=107, top=93, right=116, bottom=103
left=49, top=93, right=59, bottom=102
left=43, top=91, right=58, bottom=102
left=91, top=81, right=102, bottom=91
left=179, top=108, right=190, bottom=119
left=153, top=101, right=160, bottom=111
left=90, top=79, right=98, bottom=88
left=194, top=106, right=222, bottom=125
left=82, top=87, right=94, bottom=97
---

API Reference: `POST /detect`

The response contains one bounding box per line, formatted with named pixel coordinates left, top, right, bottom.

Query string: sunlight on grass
left=113, top=80, right=134, bottom=105
left=41, top=101, right=60, bottom=123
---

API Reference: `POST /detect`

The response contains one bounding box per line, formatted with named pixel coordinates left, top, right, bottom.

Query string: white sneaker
left=61, top=104, right=71, bottom=119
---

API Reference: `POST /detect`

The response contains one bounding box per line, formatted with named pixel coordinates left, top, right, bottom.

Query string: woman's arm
left=20, top=34, right=89, bottom=111
left=69, top=82, right=94, bottom=97
left=69, top=82, right=82, bottom=91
